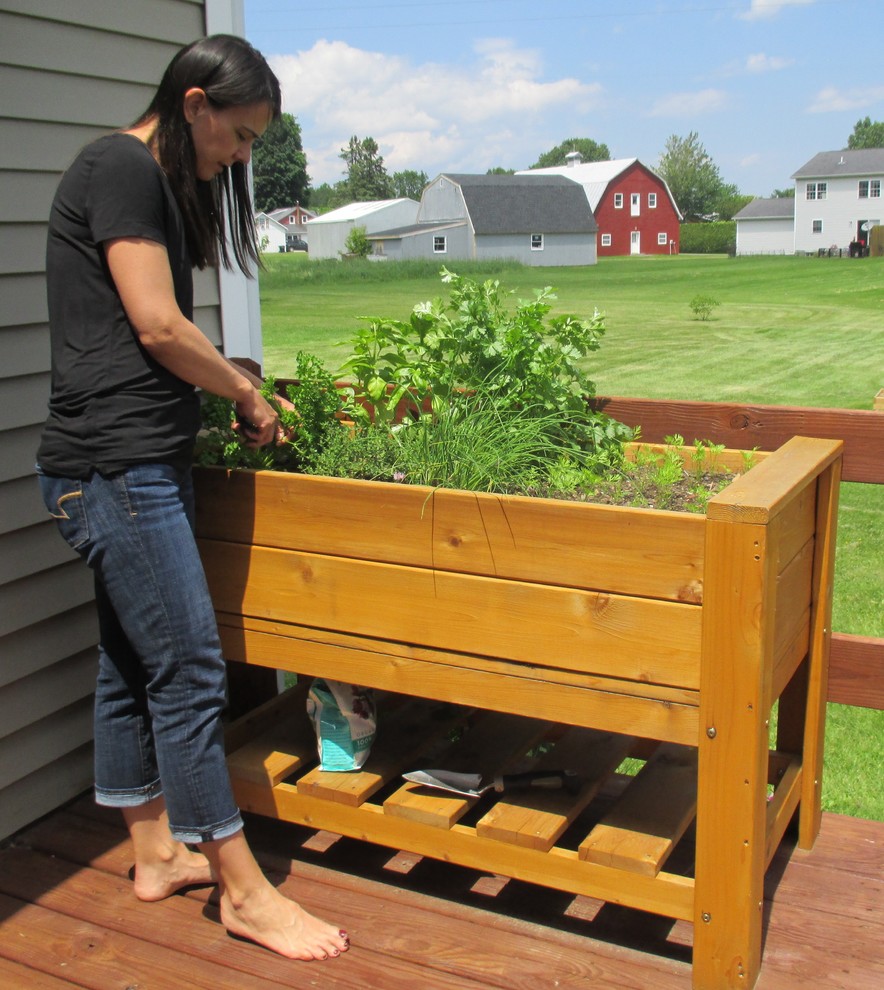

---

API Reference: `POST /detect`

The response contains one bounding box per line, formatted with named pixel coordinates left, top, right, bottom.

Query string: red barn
left=518, top=156, right=682, bottom=256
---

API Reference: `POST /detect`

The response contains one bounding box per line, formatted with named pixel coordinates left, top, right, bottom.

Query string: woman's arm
left=104, top=236, right=279, bottom=445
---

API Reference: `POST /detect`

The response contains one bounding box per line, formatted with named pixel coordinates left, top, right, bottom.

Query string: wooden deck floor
left=0, top=795, right=880, bottom=989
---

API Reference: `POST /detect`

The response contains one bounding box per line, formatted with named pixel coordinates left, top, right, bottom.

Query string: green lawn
left=255, top=252, right=884, bottom=820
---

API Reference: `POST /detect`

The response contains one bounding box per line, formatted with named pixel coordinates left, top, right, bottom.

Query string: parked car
left=285, top=235, right=308, bottom=252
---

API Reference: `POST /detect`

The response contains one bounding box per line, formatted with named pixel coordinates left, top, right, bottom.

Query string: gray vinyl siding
left=0, top=0, right=215, bottom=841
left=474, top=232, right=597, bottom=267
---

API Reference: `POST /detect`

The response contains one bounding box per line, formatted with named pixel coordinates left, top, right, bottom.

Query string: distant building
left=369, top=172, right=598, bottom=267
left=733, top=198, right=795, bottom=256
left=517, top=156, right=682, bottom=256
left=305, top=199, right=420, bottom=259
left=792, top=149, right=884, bottom=254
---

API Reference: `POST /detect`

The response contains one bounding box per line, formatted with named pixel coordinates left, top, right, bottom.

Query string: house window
left=433, top=235, right=447, bottom=253
left=530, top=233, right=544, bottom=251
left=614, top=193, right=623, bottom=209
left=859, top=179, right=881, bottom=198
left=812, top=219, right=823, bottom=234
left=657, top=232, right=668, bottom=245
left=648, top=193, right=657, bottom=208
left=601, top=233, right=612, bottom=247
left=806, top=182, right=827, bottom=200
left=289, top=216, right=296, bottom=224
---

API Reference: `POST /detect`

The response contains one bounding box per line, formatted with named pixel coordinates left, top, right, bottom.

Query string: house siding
left=735, top=217, right=795, bottom=255
left=0, top=0, right=235, bottom=841
left=793, top=173, right=883, bottom=254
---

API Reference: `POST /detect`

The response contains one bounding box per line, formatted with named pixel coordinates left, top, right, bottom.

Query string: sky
left=243, top=0, right=884, bottom=198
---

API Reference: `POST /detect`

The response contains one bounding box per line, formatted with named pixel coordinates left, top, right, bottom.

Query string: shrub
left=689, top=294, right=721, bottom=320
left=680, top=221, right=736, bottom=255
left=343, top=225, right=372, bottom=258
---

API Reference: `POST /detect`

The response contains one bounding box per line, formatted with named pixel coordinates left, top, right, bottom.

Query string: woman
left=36, top=35, right=349, bottom=962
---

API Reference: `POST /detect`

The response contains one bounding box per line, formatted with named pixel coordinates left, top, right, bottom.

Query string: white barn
left=734, top=198, right=795, bottom=255
left=305, top=199, right=419, bottom=260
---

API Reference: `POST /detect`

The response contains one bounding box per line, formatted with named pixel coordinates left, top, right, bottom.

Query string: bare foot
left=219, top=882, right=350, bottom=961
left=133, top=844, right=215, bottom=902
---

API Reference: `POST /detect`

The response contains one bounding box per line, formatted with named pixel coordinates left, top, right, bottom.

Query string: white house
left=733, top=197, right=795, bottom=255
left=792, top=149, right=884, bottom=254
left=305, top=199, right=420, bottom=259
left=255, top=211, right=288, bottom=252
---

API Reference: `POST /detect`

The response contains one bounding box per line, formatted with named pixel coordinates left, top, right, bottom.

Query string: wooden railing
left=588, top=396, right=884, bottom=710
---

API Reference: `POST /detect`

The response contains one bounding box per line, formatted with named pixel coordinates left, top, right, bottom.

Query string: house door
left=630, top=231, right=641, bottom=254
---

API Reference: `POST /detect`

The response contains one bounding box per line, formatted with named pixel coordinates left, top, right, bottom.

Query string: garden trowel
left=402, top=768, right=578, bottom=797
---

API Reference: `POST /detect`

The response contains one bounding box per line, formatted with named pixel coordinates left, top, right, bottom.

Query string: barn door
left=630, top=230, right=641, bottom=254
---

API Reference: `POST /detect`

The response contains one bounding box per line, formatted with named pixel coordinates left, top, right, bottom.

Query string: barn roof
left=440, top=173, right=598, bottom=234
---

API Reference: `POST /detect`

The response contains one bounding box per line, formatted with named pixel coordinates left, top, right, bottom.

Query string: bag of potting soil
left=306, top=678, right=376, bottom=771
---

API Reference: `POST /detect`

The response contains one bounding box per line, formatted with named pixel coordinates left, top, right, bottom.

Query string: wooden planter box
left=194, top=435, right=842, bottom=990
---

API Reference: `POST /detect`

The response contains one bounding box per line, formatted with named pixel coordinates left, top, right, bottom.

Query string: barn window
left=812, top=219, right=823, bottom=234
left=806, top=182, right=827, bottom=201
left=531, top=234, right=544, bottom=251
left=433, top=235, right=447, bottom=253
left=648, top=193, right=657, bottom=208
left=601, top=233, right=612, bottom=246
left=657, top=232, right=668, bottom=245
left=614, top=193, right=623, bottom=209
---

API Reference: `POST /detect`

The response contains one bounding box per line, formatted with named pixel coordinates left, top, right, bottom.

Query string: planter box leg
left=693, top=518, right=770, bottom=989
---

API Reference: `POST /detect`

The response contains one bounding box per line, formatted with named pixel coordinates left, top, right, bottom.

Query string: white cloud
left=269, top=39, right=603, bottom=184
left=647, top=89, right=728, bottom=118
left=745, top=53, right=794, bottom=73
left=739, top=0, right=815, bottom=21
left=740, top=153, right=762, bottom=167
left=806, top=85, right=884, bottom=113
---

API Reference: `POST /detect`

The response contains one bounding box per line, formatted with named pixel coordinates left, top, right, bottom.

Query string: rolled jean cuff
left=169, top=810, right=244, bottom=845
left=95, top=778, right=164, bottom=808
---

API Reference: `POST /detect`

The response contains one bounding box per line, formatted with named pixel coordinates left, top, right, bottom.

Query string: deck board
left=1, top=795, right=880, bottom=989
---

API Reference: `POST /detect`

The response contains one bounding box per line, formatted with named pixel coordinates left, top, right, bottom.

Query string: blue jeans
left=37, top=462, right=243, bottom=844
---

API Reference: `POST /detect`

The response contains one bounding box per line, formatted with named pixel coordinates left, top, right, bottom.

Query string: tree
left=657, top=132, right=726, bottom=220
left=486, top=166, right=515, bottom=175
left=529, top=137, right=611, bottom=169
left=714, top=185, right=754, bottom=221
left=846, top=117, right=884, bottom=149
left=771, top=187, right=795, bottom=198
left=391, top=169, right=429, bottom=200
left=339, top=135, right=393, bottom=202
left=251, top=113, right=310, bottom=212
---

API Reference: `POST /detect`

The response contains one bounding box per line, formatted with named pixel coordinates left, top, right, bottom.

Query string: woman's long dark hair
left=132, top=35, right=281, bottom=272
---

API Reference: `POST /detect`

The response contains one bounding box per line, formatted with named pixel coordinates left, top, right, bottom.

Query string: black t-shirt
left=37, top=133, right=201, bottom=478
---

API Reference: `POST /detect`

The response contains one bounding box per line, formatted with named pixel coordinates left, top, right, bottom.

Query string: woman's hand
left=232, top=390, right=282, bottom=448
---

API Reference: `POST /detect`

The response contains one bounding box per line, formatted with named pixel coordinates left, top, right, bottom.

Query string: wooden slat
left=706, top=436, right=842, bottom=526
left=578, top=744, right=698, bottom=876
left=828, top=633, right=884, bottom=709
left=215, top=618, right=701, bottom=745
left=199, top=540, right=703, bottom=689
left=587, top=396, right=882, bottom=484
left=383, top=712, right=550, bottom=828
left=476, top=728, right=633, bottom=851
left=193, top=466, right=707, bottom=602
left=296, top=696, right=466, bottom=806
